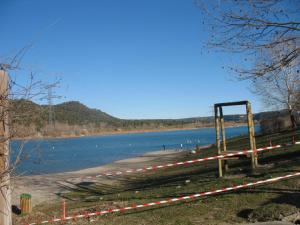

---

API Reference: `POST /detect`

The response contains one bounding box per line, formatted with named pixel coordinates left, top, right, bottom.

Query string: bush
left=260, top=117, right=292, bottom=134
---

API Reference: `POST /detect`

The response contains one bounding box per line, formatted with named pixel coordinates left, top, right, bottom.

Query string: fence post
left=292, top=136, right=295, bottom=144
left=214, top=105, right=222, bottom=177
left=219, top=107, right=228, bottom=172
left=62, top=199, right=66, bottom=220
left=0, top=69, right=11, bottom=225
left=246, top=102, right=257, bottom=169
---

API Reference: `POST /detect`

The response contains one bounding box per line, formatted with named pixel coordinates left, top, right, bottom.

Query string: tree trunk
left=289, top=109, right=297, bottom=129
left=0, top=69, right=11, bottom=225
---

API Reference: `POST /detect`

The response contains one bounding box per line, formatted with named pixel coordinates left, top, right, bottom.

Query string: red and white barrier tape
left=79, top=141, right=300, bottom=181
left=27, top=171, right=300, bottom=225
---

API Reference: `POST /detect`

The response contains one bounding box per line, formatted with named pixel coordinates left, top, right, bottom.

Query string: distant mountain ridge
left=11, top=99, right=270, bottom=138
left=12, top=99, right=271, bottom=125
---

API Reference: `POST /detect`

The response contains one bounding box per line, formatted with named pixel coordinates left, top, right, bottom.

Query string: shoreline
left=14, top=123, right=248, bottom=141
left=12, top=148, right=190, bottom=206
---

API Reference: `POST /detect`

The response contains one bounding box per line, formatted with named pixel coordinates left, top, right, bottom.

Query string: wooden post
left=214, top=106, right=222, bottom=177
left=250, top=104, right=258, bottom=166
left=219, top=107, right=228, bottom=172
left=292, top=136, right=295, bottom=144
left=0, top=69, right=11, bottom=225
left=62, top=199, right=66, bottom=220
left=246, top=102, right=257, bottom=169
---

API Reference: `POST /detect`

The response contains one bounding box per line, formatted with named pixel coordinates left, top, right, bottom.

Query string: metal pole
left=0, top=69, right=11, bottom=225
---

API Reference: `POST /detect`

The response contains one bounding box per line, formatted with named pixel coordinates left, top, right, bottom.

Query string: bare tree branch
left=197, top=0, right=300, bottom=78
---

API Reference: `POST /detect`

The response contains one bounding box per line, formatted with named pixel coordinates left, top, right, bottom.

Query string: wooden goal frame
left=214, top=101, right=258, bottom=177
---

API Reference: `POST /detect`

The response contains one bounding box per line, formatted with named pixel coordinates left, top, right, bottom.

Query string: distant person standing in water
left=162, top=145, right=166, bottom=151
left=180, top=144, right=183, bottom=151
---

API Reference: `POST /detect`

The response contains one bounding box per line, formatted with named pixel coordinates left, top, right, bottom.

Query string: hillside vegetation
left=11, top=99, right=252, bottom=138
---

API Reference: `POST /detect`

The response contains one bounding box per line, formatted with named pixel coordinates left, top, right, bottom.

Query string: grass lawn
left=15, top=129, right=300, bottom=225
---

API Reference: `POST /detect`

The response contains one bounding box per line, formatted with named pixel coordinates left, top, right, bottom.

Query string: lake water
left=11, top=126, right=260, bottom=175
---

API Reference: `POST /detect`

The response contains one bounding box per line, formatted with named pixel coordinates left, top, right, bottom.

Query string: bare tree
left=196, top=0, right=300, bottom=78
left=252, top=40, right=300, bottom=128
left=0, top=53, right=59, bottom=224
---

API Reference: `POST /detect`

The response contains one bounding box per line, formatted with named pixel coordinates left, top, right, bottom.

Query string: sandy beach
left=12, top=149, right=187, bottom=207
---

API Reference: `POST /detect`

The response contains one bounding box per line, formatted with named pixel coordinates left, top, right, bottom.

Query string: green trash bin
left=20, top=193, right=32, bottom=214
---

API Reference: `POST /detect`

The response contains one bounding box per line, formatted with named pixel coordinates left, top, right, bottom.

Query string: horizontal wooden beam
left=214, top=100, right=249, bottom=107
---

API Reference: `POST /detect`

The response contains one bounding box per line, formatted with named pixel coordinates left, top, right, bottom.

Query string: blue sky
left=1, top=0, right=261, bottom=119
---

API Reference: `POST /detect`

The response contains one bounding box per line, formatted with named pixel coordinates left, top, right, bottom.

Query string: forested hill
left=11, top=99, right=119, bottom=126
left=53, top=101, right=119, bottom=125
left=11, top=99, right=262, bottom=138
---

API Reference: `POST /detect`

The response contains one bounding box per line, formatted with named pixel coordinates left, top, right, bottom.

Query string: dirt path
left=12, top=150, right=185, bottom=206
